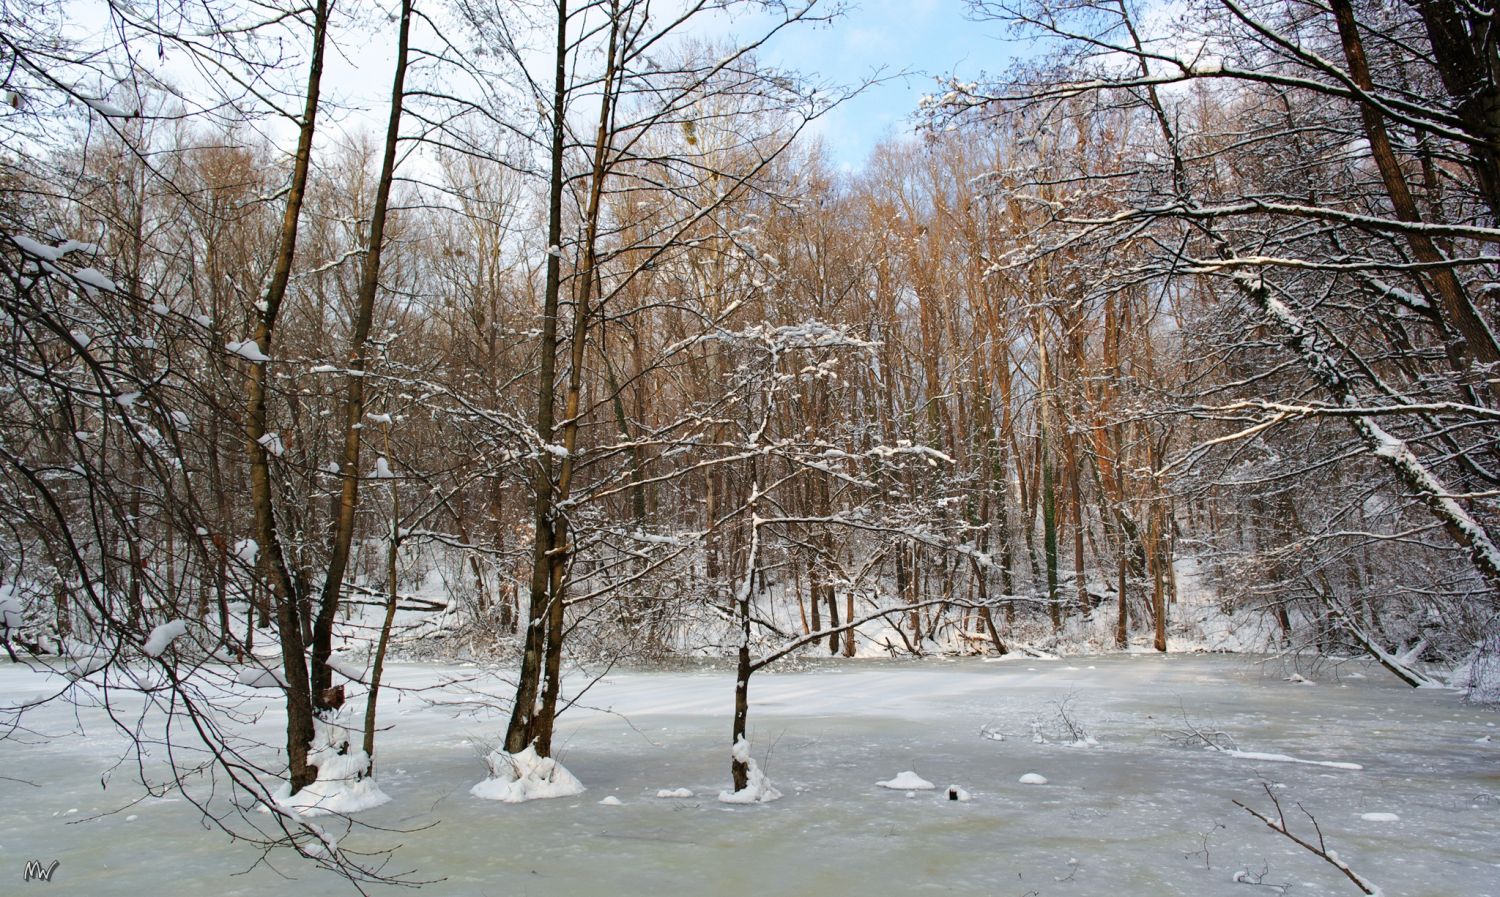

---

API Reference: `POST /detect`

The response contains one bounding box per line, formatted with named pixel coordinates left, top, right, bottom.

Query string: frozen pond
left=1, top=654, right=1496, bottom=896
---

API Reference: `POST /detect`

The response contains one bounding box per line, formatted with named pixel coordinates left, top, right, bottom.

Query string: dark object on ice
left=948, top=787, right=959, bottom=801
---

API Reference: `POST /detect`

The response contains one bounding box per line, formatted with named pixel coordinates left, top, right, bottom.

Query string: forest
left=1, top=0, right=1497, bottom=891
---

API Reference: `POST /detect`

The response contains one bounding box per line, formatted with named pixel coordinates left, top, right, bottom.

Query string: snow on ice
left=656, top=788, right=693, bottom=798
left=876, top=770, right=935, bottom=790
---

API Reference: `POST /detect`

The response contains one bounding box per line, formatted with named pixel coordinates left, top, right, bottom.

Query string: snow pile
left=143, top=620, right=188, bottom=657
left=0, top=586, right=22, bottom=629
left=470, top=743, right=586, bottom=803
left=271, top=715, right=390, bottom=817
left=877, top=771, right=935, bottom=790
left=598, top=796, right=623, bottom=806
left=656, top=787, right=693, bottom=798
left=717, top=736, right=782, bottom=804
left=947, top=785, right=972, bottom=802
left=1019, top=773, right=1048, bottom=785
left=1361, top=812, right=1399, bottom=822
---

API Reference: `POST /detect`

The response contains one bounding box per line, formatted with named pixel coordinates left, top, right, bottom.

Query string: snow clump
left=143, top=620, right=188, bottom=657
left=225, top=340, right=271, bottom=363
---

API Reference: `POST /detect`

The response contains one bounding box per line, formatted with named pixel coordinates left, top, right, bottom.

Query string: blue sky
left=730, top=0, right=1017, bottom=168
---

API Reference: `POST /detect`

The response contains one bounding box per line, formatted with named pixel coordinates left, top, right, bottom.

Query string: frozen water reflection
left=1, top=654, right=1496, bottom=896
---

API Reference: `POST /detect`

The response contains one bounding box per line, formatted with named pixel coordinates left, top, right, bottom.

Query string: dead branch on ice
left=1233, top=783, right=1381, bottom=895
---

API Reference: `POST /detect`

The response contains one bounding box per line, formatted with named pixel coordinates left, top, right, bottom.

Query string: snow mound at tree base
left=718, top=736, right=782, bottom=804
left=470, top=744, right=586, bottom=802
left=270, top=715, right=390, bottom=817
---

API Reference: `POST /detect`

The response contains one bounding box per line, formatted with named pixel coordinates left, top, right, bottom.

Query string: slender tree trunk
left=505, top=0, right=572, bottom=757
left=244, top=0, right=328, bottom=794
left=1115, top=548, right=1128, bottom=649
left=312, top=0, right=415, bottom=709
left=1041, top=433, right=1060, bottom=631
left=364, top=431, right=399, bottom=770
left=1151, top=513, right=1166, bottom=652
left=533, top=6, right=623, bottom=758
left=843, top=591, right=856, bottom=657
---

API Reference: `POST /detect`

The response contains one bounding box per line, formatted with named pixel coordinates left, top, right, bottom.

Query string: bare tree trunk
left=1151, top=513, right=1166, bottom=653
left=243, top=0, right=329, bottom=794
left=364, top=431, right=399, bottom=769
left=1115, top=548, right=1128, bottom=649
left=312, top=0, right=414, bottom=709
left=843, top=591, right=856, bottom=657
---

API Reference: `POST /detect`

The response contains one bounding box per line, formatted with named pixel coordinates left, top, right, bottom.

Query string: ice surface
left=1, top=656, right=1497, bottom=896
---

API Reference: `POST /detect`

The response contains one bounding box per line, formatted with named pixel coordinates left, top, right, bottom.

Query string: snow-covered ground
left=0, top=654, right=1495, bottom=896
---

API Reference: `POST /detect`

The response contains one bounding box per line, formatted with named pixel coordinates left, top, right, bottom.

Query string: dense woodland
left=2, top=0, right=1499, bottom=864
